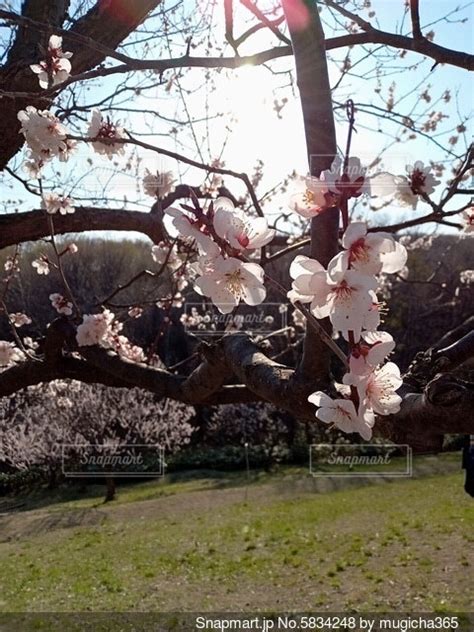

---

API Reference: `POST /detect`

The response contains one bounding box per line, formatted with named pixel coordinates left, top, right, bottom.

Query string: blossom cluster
left=76, top=309, right=146, bottom=364
left=289, top=157, right=441, bottom=217
left=0, top=341, right=23, bottom=368
left=30, top=35, right=72, bottom=89
left=288, top=161, right=408, bottom=439
left=163, top=197, right=275, bottom=314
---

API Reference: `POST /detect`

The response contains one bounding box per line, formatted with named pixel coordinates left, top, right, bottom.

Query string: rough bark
left=281, top=0, right=339, bottom=383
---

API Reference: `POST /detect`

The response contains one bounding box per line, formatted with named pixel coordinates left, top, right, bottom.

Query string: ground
left=0, top=453, right=472, bottom=619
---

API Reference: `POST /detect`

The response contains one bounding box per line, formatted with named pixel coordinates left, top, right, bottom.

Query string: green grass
left=0, top=454, right=472, bottom=614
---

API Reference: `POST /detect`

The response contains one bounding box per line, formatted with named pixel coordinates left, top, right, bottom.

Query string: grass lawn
left=0, top=453, right=472, bottom=614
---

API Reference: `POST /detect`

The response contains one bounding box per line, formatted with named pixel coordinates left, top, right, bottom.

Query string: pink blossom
left=143, top=169, right=176, bottom=199
left=329, top=222, right=407, bottom=276
left=307, top=391, right=375, bottom=440
left=30, top=35, right=72, bottom=89
left=76, top=310, right=115, bottom=347
left=344, top=361, right=403, bottom=415
left=213, top=197, right=275, bottom=250
left=0, top=341, right=23, bottom=367
left=9, top=313, right=32, bottom=328
left=49, top=293, right=73, bottom=316
left=87, top=109, right=125, bottom=158
left=194, top=256, right=266, bottom=314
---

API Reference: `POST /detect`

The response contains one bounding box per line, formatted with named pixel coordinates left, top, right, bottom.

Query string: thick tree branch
left=282, top=0, right=338, bottom=382
left=0, top=207, right=164, bottom=250
left=1, top=327, right=474, bottom=447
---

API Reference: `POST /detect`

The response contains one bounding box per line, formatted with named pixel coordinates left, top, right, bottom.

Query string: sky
left=0, top=0, right=472, bottom=238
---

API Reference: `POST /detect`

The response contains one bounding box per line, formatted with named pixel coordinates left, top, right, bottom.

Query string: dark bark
left=281, top=0, right=338, bottom=382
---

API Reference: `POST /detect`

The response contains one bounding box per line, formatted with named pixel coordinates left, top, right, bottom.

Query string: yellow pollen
left=303, top=189, right=315, bottom=206
left=225, top=270, right=244, bottom=297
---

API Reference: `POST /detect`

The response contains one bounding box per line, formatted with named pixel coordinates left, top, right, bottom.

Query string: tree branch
left=0, top=207, right=164, bottom=250
left=282, top=0, right=338, bottom=382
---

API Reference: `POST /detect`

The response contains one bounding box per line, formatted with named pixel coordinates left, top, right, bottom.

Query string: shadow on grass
left=0, top=452, right=462, bottom=516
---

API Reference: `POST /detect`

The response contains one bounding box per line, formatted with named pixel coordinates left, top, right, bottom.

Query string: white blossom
left=32, top=257, right=50, bottom=275
left=87, top=109, right=125, bottom=158
left=49, top=293, right=73, bottom=316
left=9, top=313, right=32, bottom=328
left=76, top=310, right=115, bottom=347
left=17, top=107, right=68, bottom=163
left=194, top=256, right=266, bottom=314
left=349, top=331, right=395, bottom=376
left=461, top=208, right=474, bottom=234
left=42, top=192, right=75, bottom=215
left=0, top=341, right=23, bottom=367
left=30, top=35, right=72, bottom=89
left=143, top=169, right=176, bottom=199
left=288, top=255, right=377, bottom=342
left=329, top=222, right=408, bottom=277
left=307, top=391, right=375, bottom=440
left=460, top=269, right=474, bottom=285
left=344, top=361, right=403, bottom=415
left=166, top=207, right=219, bottom=256
left=213, top=197, right=275, bottom=250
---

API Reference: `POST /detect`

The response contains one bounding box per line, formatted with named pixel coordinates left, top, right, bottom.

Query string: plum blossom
left=307, top=391, right=375, bottom=440
left=23, top=154, right=45, bottom=178
left=344, top=361, right=402, bottom=415
left=87, top=109, right=125, bottom=158
left=194, top=257, right=266, bottom=314
left=42, top=192, right=75, bottom=215
left=49, top=293, right=73, bottom=316
left=334, top=156, right=370, bottom=198
left=329, top=222, right=407, bottom=276
left=143, top=169, right=176, bottom=199
left=110, top=335, right=146, bottom=364
left=406, top=161, right=440, bottom=196
left=4, top=257, right=19, bottom=273
left=67, top=243, right=78, bottom=254
left=156, top=292, right=184, bottom=309
left=289, top=156, right=370, bottom=218
left=17, top=107, right=68, bottom=162
left=289, top=173, right=339, bottom=218
left=58, top=138, right=78, bottom=162
left=372, top=162, right=440, bottom=209
left=76, top=310, right=115, bottom=347
left=0, top=341, right=23, bottom=367
left=23, top=337, right=39, bottom=350
left=32, top=257, right=50, bottom=275
left=288, top=255, right=377, bottom=341
left=349, top=331, right=395, bottom=376
left=9, top=313, right=32, bottom=328
left=151, top=242, right=182, bottom=271
left=213, top=197, right=275, bottom=249
left=166, top=207, right=219, bottom=256
left=460, top=270, right=474, bottom=285
left=30, top=35, right=72, bottom=89
left=461, top=208, right=474, bottom=234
